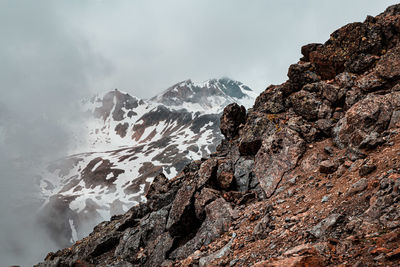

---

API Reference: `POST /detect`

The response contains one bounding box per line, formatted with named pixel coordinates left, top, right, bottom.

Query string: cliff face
left=37, top=4, right=400, bottom=267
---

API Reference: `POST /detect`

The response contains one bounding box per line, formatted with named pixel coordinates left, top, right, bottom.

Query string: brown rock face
left=376, top=45, right=400, bottom=79
left=220, top=103, right=246, bottom=140
left=333, top=92, right=400, bottom=148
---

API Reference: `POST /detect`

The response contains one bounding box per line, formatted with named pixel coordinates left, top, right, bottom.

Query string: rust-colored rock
left=220, top=103, right=246, bottom=140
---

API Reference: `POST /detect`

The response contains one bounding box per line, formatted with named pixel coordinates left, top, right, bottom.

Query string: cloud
left=0, top=1, right=108, bottom=265
left=64, top=0, right=399, bottom=97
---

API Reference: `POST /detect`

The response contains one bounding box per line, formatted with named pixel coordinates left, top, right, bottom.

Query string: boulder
left=166, top=179, right=197, bottom=236
left=234, top=157, right=255, bottom=192
left=253, top=84, right=288, bottom=114
left=319, top=160, right=338, bottom=174
left=194, top=188, right=220, bottom=220
left=239, top=112, right=277, bottom=156
left=254, top=127, right=305, bottom=198
left=375, top=45, right=400, bottom=79
left=289, top=90, right=324, bottom=121
left=333, top=92, right=400, bottom=148
left=220, top=103, right=246, bottom=140
left=169, top=198, right=233, bottom=260
left=359, top=164, right=377, bottom=176
left=308, top=213, right=343, bottom=239
left=287, top=62, right=320, bottom=90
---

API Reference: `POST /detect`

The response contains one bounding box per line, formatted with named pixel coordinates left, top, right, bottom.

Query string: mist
left=0, top=0, right=398, bottom=265
left=0, top=1, right=107, bottom=265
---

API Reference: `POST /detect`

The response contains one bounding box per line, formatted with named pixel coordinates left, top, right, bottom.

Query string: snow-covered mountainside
left=38, top=78, right=256, bottom=247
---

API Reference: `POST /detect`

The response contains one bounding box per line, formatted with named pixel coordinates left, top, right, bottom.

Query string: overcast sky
left=2, top=1, right=398, bottom=99
left=0, top=1, right=399, bottom=265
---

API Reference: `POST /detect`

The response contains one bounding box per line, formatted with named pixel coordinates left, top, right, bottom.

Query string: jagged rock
left=166, top=179, right=197, bottom=236
left=255, top=127, right=305, bottom=198
left=199, top=233, right=236, bottom=267
left=376, top=45, right=400, bottom=79
left=345, top=146, right=367, bottom=161
left=309, top=21, right=383, bottom=79
left=89, top=232, right=121, bottom=258
left=216, top=159, right=234, bottom=190
left=359, top=163, right=377, bottom=176
left=309, top=213, right=343, bottom=238
left=115, top=206, right=171, bottom=264
left=220, top=103, right=246, bottom=140
left=316, top=119, right=333, bottom=136
left=301, top=43, right=323, bottom=62
left=389, top=110, right=400, bottom=129
left=319, top=160, right=338, bottom=174
left=287, top=62, right=320, bottom=90
left=194, top=188, right=220, bottom=220
left=145, top=232, right=174, bottom=267
left=359, top=131, right=385, bottom=150
left=253, top=84, right=288, bottom=114
left=347, top=178, right=368, bottom=196
left=345, top=53, right=379, bottom=74
left=253, top=213, right=273, bottom=240
left=36, top=5, right=400, bottom=267
left=335, top=72, right=357, bottom=89
left=197, top=158, right=218, bottom=188
left=234, top=157, right=255, bottom=192
left=333, top=92, right=400, bottom=148
left=238, top=111, right=277, bottom=156
left=145, top=173, right=177, bottom=211
left=286, top=115, right=319, bottom=143
left=217, top=171, right=233, bottom=190
left=169, top=198, right=233, bottom=260
left=290, top=90, right=324, bottom=121
left=355, top=71, right=385, bottom=93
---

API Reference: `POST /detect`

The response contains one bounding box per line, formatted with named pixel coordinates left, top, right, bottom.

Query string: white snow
left=91, top=160, right=103, bottom=172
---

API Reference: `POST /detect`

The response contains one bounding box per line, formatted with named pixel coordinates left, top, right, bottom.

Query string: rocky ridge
left=37, top=4, right=400, bottom=267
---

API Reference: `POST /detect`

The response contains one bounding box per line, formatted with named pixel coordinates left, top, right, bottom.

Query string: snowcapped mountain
left=38, top=78, right=256, bottom=247
left=152, top=78, right=257, bottom=113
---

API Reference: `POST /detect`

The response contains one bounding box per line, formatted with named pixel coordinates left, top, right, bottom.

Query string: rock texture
left=36, top=4, right=400, bottom=267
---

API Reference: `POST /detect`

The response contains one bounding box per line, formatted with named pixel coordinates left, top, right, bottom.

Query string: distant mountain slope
left=38, top=78, right=256, bottom=246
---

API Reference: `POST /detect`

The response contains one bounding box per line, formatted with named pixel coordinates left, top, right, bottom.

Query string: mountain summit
left=152, top=78, right=256, bottom=113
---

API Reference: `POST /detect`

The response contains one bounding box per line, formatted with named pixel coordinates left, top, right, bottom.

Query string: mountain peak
left=151, top=77, right=256, bottom=113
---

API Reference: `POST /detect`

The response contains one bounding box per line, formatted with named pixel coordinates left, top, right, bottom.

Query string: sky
left=0, top=0, right=398, bottom=265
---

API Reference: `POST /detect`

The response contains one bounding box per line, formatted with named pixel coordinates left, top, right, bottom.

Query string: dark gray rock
left=169, top=198, right=232, bottom=260
left=359, top=164, right=377, bottom=176
left=234, top=157, right=255, bottom=192
left=309, top=213, right=343, bottom=238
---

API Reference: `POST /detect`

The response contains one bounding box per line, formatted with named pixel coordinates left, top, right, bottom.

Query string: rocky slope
left=37, top=4, right=400, bottom=267
left=37, top=78, right=256, bottom=248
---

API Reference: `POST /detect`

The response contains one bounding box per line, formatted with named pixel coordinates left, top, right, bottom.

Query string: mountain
left=37, top=78, right=256, bottom=247
left=37, top=4, right=400, bottom=267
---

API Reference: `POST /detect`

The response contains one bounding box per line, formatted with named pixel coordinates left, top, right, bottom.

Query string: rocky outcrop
left=37, top=4, right=400, bottom=267
left=220, top=103, right=246, bottom=140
